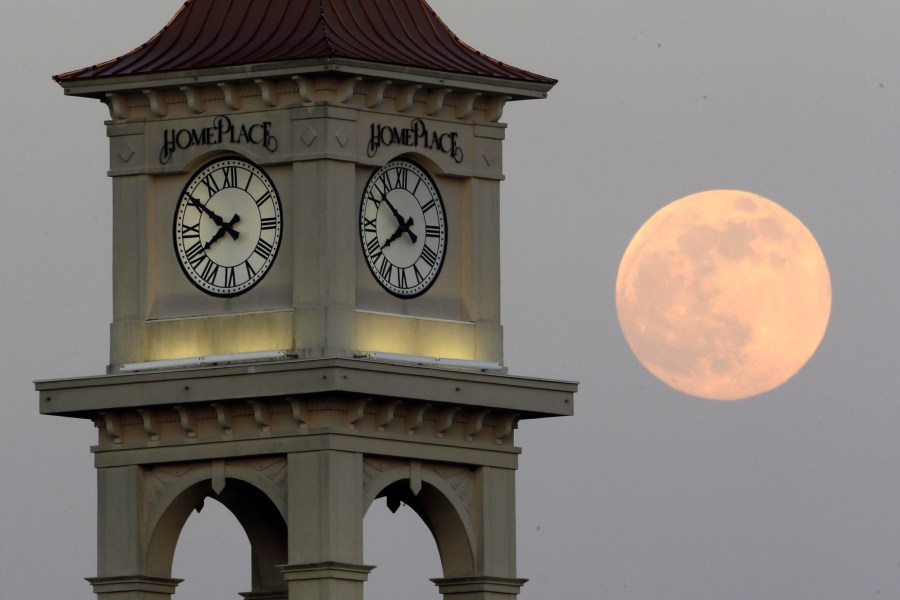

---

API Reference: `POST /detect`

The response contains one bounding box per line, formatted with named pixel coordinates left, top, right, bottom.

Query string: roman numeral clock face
left=360, top=159, right=447, bottom=298
left=174, top=157, right=282, bottom=297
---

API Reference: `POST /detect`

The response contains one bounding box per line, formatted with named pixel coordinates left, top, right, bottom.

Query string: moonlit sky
left=3, top=2, right=899, bottom=599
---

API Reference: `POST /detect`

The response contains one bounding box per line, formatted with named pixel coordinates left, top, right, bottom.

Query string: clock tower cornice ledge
left=37, top=358, right=575, bottom=419
left=60, top=62, right=548, bottom=124
left=36, top=359, right=575, bottom=464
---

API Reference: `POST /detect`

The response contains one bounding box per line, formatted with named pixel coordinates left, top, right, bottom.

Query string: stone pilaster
left=432, top=576, right=527, bottom=600
left=86, top=575, right=182, bottom=600
left=281, top=562, right=374, bottom=600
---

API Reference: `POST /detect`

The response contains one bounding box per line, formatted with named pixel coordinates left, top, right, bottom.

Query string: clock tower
left=39, top=2, right=575, bottom=600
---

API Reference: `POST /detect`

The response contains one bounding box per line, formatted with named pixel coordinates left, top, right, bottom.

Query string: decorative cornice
left=89, top=74, right=516, bottom=124
left=88, top=395, right=524, bottom=451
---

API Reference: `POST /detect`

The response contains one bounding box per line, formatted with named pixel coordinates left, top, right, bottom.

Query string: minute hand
left=188, top=195, right=240, bottom=240
left=383, top=198, right=418, bottom=244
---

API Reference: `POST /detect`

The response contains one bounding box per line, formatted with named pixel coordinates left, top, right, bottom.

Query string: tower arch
left=363, top=462, right=476, bottom=578
left=144, top=465, right=288, bottom=596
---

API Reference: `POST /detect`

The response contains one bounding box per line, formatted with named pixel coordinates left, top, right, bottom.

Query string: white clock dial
left=174, top=157, right=282, bottom=297
left=360, top=159, right=447, bottom=298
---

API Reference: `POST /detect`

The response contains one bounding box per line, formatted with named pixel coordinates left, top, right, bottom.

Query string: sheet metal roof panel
left=54, top=0, right=554, bottom=84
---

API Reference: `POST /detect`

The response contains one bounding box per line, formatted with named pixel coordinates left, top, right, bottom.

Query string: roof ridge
left=319, top=0, right=337, bottom=59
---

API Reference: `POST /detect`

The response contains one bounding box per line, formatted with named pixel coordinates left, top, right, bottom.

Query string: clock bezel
left=359, top=158, right=448, bottom=299
left=173, top=156, right=283, bottom=298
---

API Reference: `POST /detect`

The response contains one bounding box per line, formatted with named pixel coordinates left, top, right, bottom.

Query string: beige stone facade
left=43, top=4, right=571, bottom=599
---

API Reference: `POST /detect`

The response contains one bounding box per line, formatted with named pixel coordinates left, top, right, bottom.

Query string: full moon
left=616, top=190, right=831, bottom=400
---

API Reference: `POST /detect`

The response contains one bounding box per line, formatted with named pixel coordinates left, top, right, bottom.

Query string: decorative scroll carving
left=218, top=82, right=241, bottom=110
left=255, top=79, right=278, bottom=107
left=494, top=413, right=520, bottom=444
left=287, top=398, right=309, bottom=429
left=407, top=403, right=430, bottom=435
left=434, top=407, right=459, bottom=439
left=210, top=403, right=233, bottom=434
left=376, top=400, right=401, bottom=431
left=426, top=88, right=451, bottom=115
left=365, top=80, right=391, bottom=108
left=105, top=93, right=129, bottom=119
left=394, top=84, right=421, bottom=112
left=293, top=76, right=314, bottom=102
left=174, top=406, right=196, bottom=438
left=484, top=95, right=510, bottom=122
left=345, top=397, right=371, bottom=428
left=180, top=86, right=204, bottom=113
left=455, top=92, right=481, bottom=119
left=335, top=77, right=362, bottom=103
left=248, top=401, right=271, bottom=432
left=143, top=89, right=168, bottom=117
left=98, top=411, right=122, bottom=444
left=465, top=410, right=490, bottom=441
left=137, top=408, right=159, bottom=441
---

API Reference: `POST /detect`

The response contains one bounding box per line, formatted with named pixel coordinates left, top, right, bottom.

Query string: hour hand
left=382, top=217, right=415, bottom=249
left=382, top=199, right=418, bottom=244
left=188, top=195, right=240, bottom=240
left=203, top=214, right=241, bottom=250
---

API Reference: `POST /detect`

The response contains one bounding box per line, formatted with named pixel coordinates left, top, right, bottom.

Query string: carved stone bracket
left=485, top=95, right=510, bottom=122
left=136, top=408, right=159, bottom=441
left=96, top=74, right=514, bottom=125
left=255, top=79, right=279, bottom=107
left=335, top=76, right=362, bottom=103
left=455, top=92, right=481, bottom=119
left=98, top=411, right=122, bottom=444
left=394, top=84, right=422, bottom=112
left=218, top=82, right=242, bottom=110
left=143, top=89, right=168, bottom=117
left=173, top=406, right=197, bottom=438
left=211, top=402, right=233, bottom=434
left=365, top=80, right=391, bottom=108
left=345, top=397, right=371, bottom=428
left=426, top=88, right=451, bottom=115
left=407, top=403, right=430, bottom=435
left=293, top=76, right=314, bottom=103
left=248, top=400, right=271, bottom=432
left=90, top=395, right=524, bottom=450
left=180, top=86, right=205, bottom=113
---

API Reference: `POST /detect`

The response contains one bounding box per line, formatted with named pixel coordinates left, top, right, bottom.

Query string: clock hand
left=188, top=194, right=240, bottom=240
left=382, top=217, right=416, bottom=249
left=382, top=199, right=420, bottom=245
left=203, top=214, right=241, bottom=250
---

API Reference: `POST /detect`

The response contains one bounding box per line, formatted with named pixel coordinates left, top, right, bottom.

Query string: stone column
left=283, top=450, right=374, bottom=600
left=431, top=466, right=526, bottom=600
left=93, top=466, right=180, bottom=600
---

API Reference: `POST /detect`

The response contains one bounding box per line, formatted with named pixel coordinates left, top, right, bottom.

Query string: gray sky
left=3, top=1, right=898, bottom=599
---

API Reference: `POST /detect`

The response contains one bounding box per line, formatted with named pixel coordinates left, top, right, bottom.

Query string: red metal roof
left=55, top=0, right=554, bottom=84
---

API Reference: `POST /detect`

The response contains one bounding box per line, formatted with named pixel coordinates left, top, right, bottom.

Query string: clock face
left=174, top=157, right=282, bottom=297
left=360, top=159, right=447, bottom=298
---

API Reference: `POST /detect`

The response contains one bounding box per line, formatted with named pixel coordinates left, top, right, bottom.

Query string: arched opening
left=364, top=476, right=476, bottom=598
left=147, top=477, right=288, bottom=598
left=172, top=498, right=250, bottom=598
left=364, top=495, right=443, bottom=599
